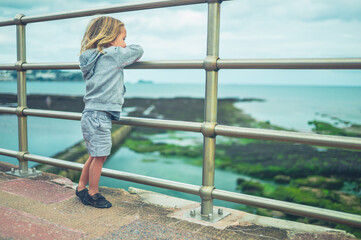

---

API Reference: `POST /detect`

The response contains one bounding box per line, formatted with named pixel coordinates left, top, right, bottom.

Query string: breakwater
left=36, top=125, right=132, bottom=182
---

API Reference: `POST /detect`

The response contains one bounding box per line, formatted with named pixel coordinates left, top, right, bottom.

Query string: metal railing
left=0, top=0, right=360, bottom=228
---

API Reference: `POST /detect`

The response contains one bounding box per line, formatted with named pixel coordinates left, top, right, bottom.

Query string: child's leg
left=78, top=155, right=94, bottom=190
left=88, top=156, right=108, bottom=196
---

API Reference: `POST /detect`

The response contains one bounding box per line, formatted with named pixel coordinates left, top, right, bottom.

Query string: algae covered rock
left=294, top=176, right=344, bottom=190
left=274, top=175, right=291, bottom=184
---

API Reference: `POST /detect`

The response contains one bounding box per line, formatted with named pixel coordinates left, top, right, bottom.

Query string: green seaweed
left=237, top=179, right=361, bottom=238
left=123, top=137, right=202, bottom=158
left=293, top=176, right=344, bottom=190
left=308, top=120, right=361, bottom=137
left=142, top=159, right=158, bottom=163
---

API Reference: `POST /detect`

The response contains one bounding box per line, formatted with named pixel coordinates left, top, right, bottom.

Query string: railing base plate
left=187, top=207, right=231, bottom=223
left=6, top=168, right=42, bottom=178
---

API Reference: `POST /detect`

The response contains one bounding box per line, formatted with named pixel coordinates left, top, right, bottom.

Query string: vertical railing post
left=200, top=0, right=221, bottom=218
left=15, top=14, right=29, bottom=175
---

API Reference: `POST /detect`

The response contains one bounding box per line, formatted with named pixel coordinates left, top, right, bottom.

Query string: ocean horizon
left=1, top=81, right=360, bottom=164
left=1, top=81, right=360, bottom=209
left=1, top=81, right=360, bottom=129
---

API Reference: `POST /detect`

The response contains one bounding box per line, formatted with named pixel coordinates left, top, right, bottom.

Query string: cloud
left=0, top=0, right=130, bottom=12
left=222, top=0, right=361, bottom=23
left=220, top=0, right=361, bottom=58
left=0, top=0, right=360, bottom=85
left=115, top=8, right=207, bottom=60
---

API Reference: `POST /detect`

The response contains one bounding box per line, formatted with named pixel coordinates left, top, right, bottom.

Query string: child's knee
left=96, top=156, right=108, bottom=162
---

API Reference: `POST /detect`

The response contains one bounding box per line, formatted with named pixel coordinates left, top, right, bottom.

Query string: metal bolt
left=190, top=209, right=196, bottom=217
left=207, top=214, right=213, bottom=220
left=218, top=208, right=223, bottom=215
left=11, top=168, right=15, bottom=173
left=32, top=167, right=36, bottom=173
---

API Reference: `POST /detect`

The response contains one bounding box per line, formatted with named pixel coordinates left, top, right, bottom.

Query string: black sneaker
left=84, top=192, right=112, bottom=208
left=75, top=187, right=90, bottom=205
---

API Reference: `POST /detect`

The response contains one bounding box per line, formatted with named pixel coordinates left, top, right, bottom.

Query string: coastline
left=0, top=93, right=84, bottom=113
left=1, top=93, right=361, bottom=237
left=1, top=82, right=361, bottom=132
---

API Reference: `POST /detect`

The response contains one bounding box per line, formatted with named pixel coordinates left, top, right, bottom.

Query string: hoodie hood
left=79, top=49, right=102, bottom=80
left=80, top=44, right=143, bottom=114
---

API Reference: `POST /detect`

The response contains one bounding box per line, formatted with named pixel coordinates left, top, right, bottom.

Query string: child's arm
left=110, top=45, right=144, bottom=68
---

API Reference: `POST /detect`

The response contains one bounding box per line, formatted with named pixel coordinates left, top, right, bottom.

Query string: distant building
left=137, top=79, right=153, bottom=84
left=0, top=71, right=16, bottom=81
left=0, top=70, right=82, bottom=82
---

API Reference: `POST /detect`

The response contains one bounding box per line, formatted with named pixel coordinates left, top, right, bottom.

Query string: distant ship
left=137, top=79, right=153, bottom=84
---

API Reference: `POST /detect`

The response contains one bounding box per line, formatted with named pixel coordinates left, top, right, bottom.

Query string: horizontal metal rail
left=0, top=0, right=209, bottom=27
left=115, top=116, right=202, bottom=132
left=0, top=64, right=17, bottom=71
left=212, top=189, right=361, bottom=228
left=1, top=107, right=360, bottom=150
left=0, top=107, right=17, bottom=114
left=0, top=60, right=205, bottom=71
left=21, top=62, right=80, bottom=70
left=22, top=108, right=82, bottom=121
left=0, top=148, right=200, bottom=195
left=21, top=108, right=203, bottom=132
left=217, top=58, right=361, bottom=70
left=0, top=147, right=360, bottom=228
left=1, top=58, right=361, bottom=71
left=128, top=60, right=204, bottom=69
left=0, top=18, right=13, bottom=27
left=215, top=125, right=361, bottom=150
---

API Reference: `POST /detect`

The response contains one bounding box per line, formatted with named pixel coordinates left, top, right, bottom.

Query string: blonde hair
left=80, top=16, right=124, bottom=54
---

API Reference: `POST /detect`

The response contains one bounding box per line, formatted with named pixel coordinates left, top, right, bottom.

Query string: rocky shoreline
left=0, top=93, right=265, bottom=116
left=0, top=94, right=85, bottom=112
left=1, top=93, right=361, bottom=238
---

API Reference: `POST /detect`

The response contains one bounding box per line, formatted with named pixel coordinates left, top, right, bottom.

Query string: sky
left=0, top=0, right=361, bottom=85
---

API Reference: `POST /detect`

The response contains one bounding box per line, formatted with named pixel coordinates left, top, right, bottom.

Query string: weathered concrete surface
left=0, top=162, right=357, bottom=240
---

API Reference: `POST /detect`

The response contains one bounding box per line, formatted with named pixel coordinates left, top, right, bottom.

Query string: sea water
left=1, top=82, right=360, bottom=129
left=0, top=82, right=360, bottom=207
left=1, top=82, right=360, bottom=160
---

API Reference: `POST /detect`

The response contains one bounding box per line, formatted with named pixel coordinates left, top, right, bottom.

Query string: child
left=76, top=16, right=143, bottom=208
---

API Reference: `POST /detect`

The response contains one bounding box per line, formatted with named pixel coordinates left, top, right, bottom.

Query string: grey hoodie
left=79, top=45, right=143, bottom=114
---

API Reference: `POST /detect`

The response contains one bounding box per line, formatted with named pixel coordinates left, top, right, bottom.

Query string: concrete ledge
left=128, top=186, right=197, bottom=209
left=0, top=161, right=357, bottom=240
left=128, top=187, right=355, bottom=239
